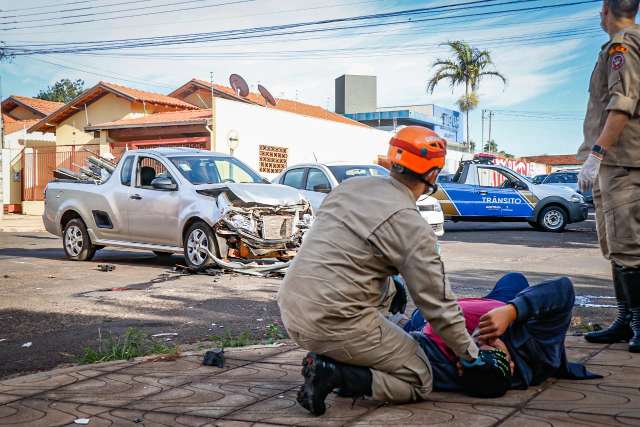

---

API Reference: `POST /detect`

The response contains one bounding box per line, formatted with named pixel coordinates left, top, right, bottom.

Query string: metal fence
left=22, top=145, right=100, bottom=201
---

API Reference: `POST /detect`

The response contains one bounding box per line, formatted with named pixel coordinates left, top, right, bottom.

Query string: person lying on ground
left=404, top=273, right=602, bottom=398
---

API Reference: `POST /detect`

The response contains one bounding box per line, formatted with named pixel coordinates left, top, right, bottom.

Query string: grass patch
left=80, top=327, right=179, bottom=364
left=209, top=323, right=287, bottom=348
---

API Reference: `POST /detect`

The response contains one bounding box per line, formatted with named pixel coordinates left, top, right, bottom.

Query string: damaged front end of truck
left=197, top=183, right=314, bottom=261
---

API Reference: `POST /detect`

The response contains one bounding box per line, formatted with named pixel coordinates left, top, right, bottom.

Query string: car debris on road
left=97, top=264, right=116, bottom=272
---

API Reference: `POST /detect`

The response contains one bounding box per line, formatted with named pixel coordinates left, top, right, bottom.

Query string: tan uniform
left=577, top=25, right=640, bottom=268
left=277, top=176, right=478, bottom=403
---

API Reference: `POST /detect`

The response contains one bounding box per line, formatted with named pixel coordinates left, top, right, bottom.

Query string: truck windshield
left=169, top=156, right=263, bottom=185
left=328, top=165, right=389, bottom=183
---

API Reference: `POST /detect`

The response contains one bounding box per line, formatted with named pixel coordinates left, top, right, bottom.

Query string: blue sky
left=1, top=0, right=608, bottom=156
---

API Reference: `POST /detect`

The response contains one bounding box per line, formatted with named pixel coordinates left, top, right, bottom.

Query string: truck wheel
left=183, top=221, right=217, bottom=271
left=63, top=218, right=97, bottom=261
left=538, top=206, right=567, bottom=232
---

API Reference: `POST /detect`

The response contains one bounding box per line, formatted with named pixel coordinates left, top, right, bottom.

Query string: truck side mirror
left=313, top=184, right=331, bottom=194
left=151, top=177, right=177, bottom=191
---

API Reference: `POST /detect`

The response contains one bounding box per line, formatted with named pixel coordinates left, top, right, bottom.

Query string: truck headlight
left=571, top=194, right=584, bottom=203
left=229, top=214, right=255, bottom=233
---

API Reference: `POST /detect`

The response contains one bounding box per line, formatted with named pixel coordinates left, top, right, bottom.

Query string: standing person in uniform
left=578, top=0, right=640, bottom=353
left=278, top=126, right=487, bottom=416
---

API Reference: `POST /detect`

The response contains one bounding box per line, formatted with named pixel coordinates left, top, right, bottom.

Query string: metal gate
left=22, top=145, right=100, bottom=201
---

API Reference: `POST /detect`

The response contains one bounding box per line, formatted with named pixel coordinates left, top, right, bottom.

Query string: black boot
left=619, top=266, right=640, bottom=353
left=297, top=353, right=372, bottom=416
left=585, top=264, right=633, bottom=344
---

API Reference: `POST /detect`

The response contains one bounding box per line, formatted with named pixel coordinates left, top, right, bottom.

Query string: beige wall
left=54, top=94, right=185, bottom=146
left=181, top=89, right=211, bottom=108
left=8, top=105, right=40, bottom=121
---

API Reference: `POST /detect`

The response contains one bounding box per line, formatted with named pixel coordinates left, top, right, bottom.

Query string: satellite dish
left=258, top=84, right=277, bottom=107
left=229, top=74, right=249, bottom=98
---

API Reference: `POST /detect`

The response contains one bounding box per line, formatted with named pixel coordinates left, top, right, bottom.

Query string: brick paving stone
left=0, top=363, right=133, bottom=397
left=582, top=364, right=640, bottom=389
left=114, top=354, right=247, bottom=380
left=588, top=349, right=640, bottom=368
left=220, top=389, right=381, bottom=426
left=223, top=344, right=299, bottom=363
left=563, top=336, right=607, bottom=350
left=259, top=349, right=308, bottom=366
left=525, top=380, right=640, bottom=419
left=42, top=372, right=186, bottom=407
left=0, top=399, right=109, bottom=427
left=500, top=409, right=632, bottom=426
left=347, top=401, right=514, bottom=426
left=427, top=386, right=542, bottom=407
left=126, top=377, right=295, bottom=418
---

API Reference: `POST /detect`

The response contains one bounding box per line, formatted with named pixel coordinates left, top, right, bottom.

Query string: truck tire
left=183, top=221, right=217, bottom=271
left=63, top=218, right=97, bottom=261
left=538, top=206, right=568, bottom=233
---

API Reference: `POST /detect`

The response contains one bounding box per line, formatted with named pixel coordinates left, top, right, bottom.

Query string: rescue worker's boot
left=297, top=352, right=372, bottom=416
left=619, top=266, right=640, bottom=353
left=585, top=264, right=633, bottom=344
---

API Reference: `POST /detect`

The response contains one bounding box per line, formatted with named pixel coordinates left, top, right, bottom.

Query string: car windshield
left=328, top=165, right=389, bottom=183
left=169, top=156, right=263, bottom=185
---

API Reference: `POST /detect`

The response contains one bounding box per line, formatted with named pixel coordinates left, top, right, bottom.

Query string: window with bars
left=259, top=145, right=288, bottom=174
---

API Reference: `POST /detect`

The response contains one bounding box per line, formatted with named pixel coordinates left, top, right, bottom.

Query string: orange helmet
left=387, top=126, right=447, bottom=175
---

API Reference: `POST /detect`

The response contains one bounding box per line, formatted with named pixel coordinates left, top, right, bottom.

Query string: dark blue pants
left=404, top=272, right=530, bottom=333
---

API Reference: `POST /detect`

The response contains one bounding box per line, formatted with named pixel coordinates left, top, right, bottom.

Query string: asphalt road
left=0, top=214, right=612, bottom=379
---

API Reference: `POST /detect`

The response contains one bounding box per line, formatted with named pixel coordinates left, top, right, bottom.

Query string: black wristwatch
left=592, top=144, right=606, bottom=156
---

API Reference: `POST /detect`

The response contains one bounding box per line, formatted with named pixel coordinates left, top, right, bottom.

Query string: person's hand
left=578, top=153, right=602, bottom=193
left=389, top=276, right=408, bottom=315
left=478, top=305, right=517, bottom=344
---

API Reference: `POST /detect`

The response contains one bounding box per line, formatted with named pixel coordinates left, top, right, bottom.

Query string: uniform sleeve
left=607, top=41, right=640, bottom=116
left=368, top=209, right=479, bottom=360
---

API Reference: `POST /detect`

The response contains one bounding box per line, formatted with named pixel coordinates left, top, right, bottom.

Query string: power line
left=5, top=0, right=601, bottom=54
left=1, top=0, right=257, bottom=29
left=1, top=0, right=157, bottom=20
left=1, top=0, right=109, bottom=13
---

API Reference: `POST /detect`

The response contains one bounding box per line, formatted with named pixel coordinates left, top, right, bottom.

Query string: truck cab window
left=120, top=156, right=134, bottom=186
left=136, top=157, right=172, bottom=190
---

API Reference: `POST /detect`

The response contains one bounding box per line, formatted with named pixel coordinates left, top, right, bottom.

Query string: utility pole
left=207, top=72, right=217, bottom=152
left=481, top=109, right=486, bottom=148
left=0, top=74, right=4, bottom=220
left=488, top=110, right=494, bottom=151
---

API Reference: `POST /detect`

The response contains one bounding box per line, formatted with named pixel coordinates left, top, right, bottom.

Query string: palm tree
left=427, top=41, right=507, bottom=145
left=484, top=139, right=498, bottom=153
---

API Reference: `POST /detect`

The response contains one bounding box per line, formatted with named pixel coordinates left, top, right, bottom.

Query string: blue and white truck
left=434, top=159, right=589, bottom=232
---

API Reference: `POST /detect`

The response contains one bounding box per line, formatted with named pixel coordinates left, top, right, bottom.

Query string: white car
left=273, top=162, right=445, bottom=237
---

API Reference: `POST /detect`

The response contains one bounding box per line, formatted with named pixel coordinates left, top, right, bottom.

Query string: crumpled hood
left=196, top=183, right=307, bottom=206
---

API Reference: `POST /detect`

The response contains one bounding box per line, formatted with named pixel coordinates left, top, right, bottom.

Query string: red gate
left=22, top=145, right=100, bottom=201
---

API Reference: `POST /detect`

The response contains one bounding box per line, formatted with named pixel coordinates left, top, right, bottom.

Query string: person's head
left=480, top=339, right=515, bottom=375
left=461, top=346, right=513, bottom=398
left=387, top=126, right=447, bottom=200
left=601, top=0, right=639, bottom=34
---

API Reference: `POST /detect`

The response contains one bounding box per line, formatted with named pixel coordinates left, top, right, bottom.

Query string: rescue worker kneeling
left=277, top=126, right=480, bottom=415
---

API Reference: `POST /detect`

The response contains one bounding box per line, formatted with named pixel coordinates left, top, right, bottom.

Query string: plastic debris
left=151, top=333, right=178, bottom=338
left=97, top=264, right=116, bottom=272
left=0, top=339, right=6, bottom=343
left=22, top=342, right=32, bottom=348
left=48, top=275, right=56, bottom=279
left=74, top=418, right=90, bottom=425
left=202, top=349, right=225, bottom=368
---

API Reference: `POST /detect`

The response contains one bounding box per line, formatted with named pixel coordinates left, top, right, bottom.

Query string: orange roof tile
left=172, top=79, right=368, bottom=128
left=29, top=81, right=198, bottom=133
left=5, top=119, right=39, bottom=135
left=9, top=96, right=64, bottom=116
left=86, top=109, right=213, bottom=130
left=521, top=154, right=580, bottom=166
left=99, top=81, right=196, bottom=109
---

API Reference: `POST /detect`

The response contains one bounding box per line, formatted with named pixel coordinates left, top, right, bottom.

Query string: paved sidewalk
left=0, top=214, right=45, bottom=233
left=0, top=337, right=637, bottom=426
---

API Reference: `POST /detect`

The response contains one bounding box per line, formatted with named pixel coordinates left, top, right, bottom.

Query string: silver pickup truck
left=43, top=148, right=313, bottom=269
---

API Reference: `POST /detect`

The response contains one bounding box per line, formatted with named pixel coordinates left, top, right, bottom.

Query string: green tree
left=427, top=41, right=507, bottom=145
left=36, top=79, right=85, bottom=103
left=498, top=150, right=514, bottom=159
left=484, top=139, right=498, bottom=153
